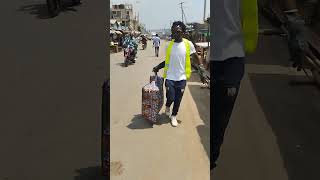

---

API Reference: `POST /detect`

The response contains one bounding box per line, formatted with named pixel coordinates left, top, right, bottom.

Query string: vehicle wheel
left=47, top=0, right=60, bottom=17
left=124, top=60, right=128, bottom=67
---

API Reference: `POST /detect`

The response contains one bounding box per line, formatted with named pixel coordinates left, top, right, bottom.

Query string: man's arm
left=153, top=61, right=165, bottom=72
left=156, top=61, right=165, bottom=69
left=191, top=52, right=206, bottom=83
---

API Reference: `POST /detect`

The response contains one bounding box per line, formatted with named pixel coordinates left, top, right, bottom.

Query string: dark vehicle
left=46, top=0, right=81, bottom=17
left=142, top=42, right=147, bottom=50
left=124, top=47, right=136, bottom=67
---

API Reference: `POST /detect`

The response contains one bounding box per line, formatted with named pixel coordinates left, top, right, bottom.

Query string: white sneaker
left=171, top=116, right=178, bottom=127
left=165, top=107, right=170, bottom=116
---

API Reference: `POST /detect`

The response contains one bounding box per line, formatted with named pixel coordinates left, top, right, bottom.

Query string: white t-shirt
left=212, top=0, right=245, bottom=61
left=153, top=37, right=161, bottom=47
left=166, top=40, right=196, bottom=81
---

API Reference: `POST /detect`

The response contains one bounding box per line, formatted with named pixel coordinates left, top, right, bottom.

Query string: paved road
left=213, top=15, right=320, bottom=180
left=1, top=1, right=108, bottom=179
left=110, top=42, right=210, bottom=180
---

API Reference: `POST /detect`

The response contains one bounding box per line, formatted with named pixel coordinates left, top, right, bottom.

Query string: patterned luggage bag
left=142, top=80, right=161, bottom=123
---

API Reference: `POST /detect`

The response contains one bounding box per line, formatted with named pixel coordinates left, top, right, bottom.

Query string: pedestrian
left=211, top=0, right=258, bottom=173
left=141, top=35, right=148, bottom=49
left=153, top=34, right=161, bottom=57
left=152, top=21, right=206, bottom=127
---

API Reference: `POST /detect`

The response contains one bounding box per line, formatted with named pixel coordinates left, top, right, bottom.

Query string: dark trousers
left=165, top=79, right=187, bottom=116
left=155, top=47, right=159, bottom=56
left=210, top=57, right=245, bottom=169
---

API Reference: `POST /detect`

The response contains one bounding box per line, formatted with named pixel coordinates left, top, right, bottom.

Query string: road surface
left=0, top=1, right=108, bottom=180
left=110, top=41, right=210, bottom=180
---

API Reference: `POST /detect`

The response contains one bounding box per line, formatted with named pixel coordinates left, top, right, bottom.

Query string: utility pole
left=178, top=2, right=185, bottom=23
left=203, top=0, right=206, bottom=23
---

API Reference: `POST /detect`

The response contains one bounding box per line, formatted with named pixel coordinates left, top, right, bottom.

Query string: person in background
left=141, top=35, right=148, bottom=49
left=153, top=34, right=161, bottom=57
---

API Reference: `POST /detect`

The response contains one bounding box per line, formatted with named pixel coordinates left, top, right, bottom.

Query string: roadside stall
left=110, top=29, right=124, bottom=53
left=110, top=29, right=118, bottom=53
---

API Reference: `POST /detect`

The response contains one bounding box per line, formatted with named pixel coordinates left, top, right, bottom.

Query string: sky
left=111, top=0, right=210, bottom=30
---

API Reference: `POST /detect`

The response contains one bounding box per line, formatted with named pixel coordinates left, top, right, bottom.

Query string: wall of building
left=110, top=4, right=139, bottom=31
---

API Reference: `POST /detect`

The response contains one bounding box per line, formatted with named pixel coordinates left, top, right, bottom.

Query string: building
left=110, top=4, right=139, bottom=31
left=187, top=20, right=209, bottom=43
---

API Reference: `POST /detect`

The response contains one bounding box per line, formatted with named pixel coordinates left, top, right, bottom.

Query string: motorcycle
left=124, top=46, right=136, bottom=67
left=142, top=42, right=147, bottom=50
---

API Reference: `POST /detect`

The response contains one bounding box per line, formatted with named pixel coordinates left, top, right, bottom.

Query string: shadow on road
left=249, top=73, right=320, bottom=180
left=289, top=80, right=320, bottom=89
left=127, top=114, right=154, bottom=129
left=154, top=113, right=172, bottom=125
left=74, top=166, right=105, bottom=180
left=188, top=77, right=210, bottom=161
left=18, top=1, right=81, bottom=19
left=128, top=114, right=173, bottom=129
left=115, top=62, right=126, bottom=67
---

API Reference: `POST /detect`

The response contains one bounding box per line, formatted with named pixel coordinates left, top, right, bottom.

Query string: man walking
left=152, top=21, right=205, bottom=127
left=211, top=0, right=258, bottom=172
left=153, top=21, right=204, bottom=127
left=153, top=34, right=161, bottom=57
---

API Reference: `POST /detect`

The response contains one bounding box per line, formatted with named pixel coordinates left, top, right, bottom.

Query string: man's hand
left=153, top=66, right=159, bottom=73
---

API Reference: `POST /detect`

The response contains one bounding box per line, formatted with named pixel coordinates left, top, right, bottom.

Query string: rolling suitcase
left=142, top=79, right=161, bottom=123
